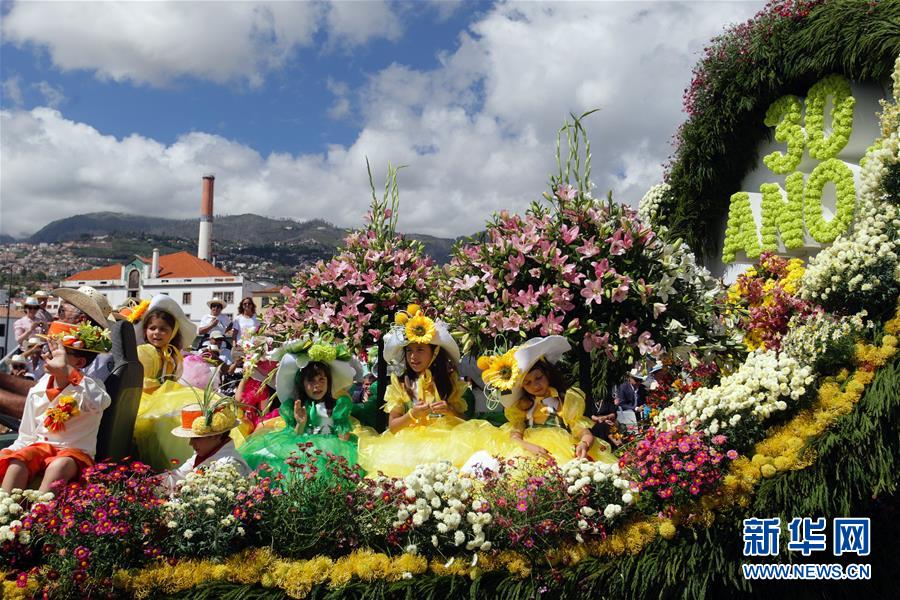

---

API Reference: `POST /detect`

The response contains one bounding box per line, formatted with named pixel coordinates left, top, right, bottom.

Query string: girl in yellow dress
left=129, top=295, right=202, bottom=471
left=479, top=336, right=616, bottom=465
left=357, top=305, right=500, bottom=477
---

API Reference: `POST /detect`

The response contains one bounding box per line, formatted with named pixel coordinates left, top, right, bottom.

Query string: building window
left=0, top=324, right=5, bottom=337
left=127, top=269, right=140, bottom=290
left=183, top=292, right=192, bottom=305
left=128, top=290, right=138, bottom=299
left=261, top=297, right=270, bottom=307
left=218, top=292, right=234, bottom=304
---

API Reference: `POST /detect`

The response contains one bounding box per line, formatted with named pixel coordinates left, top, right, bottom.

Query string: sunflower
left=405, top=314, right=436, bottom=344
left=481, top=349, right=520, bottom=391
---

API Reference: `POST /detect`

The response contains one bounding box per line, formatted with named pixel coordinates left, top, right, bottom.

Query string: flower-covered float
left=2, top=1, right=899, bottom=598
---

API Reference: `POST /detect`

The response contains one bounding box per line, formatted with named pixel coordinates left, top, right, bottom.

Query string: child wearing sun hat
left=0, top=322, right=112, bottom=493
left=165, top=395, right=249, bottom=490
left=478, top=335, right=616, bottom=465
left=356, top=304, right=504, bottom=477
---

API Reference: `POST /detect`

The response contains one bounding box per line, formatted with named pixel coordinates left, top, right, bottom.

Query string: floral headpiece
left=272, top=335, right=358, bottom=403
left=394, top=303, right=436, bottom=345
left=120, top=299, right=150, bottom=323
left=383, top=303, right=461, bottom=366
left=477, top=336, right=571, bottom=409
left=45, top=321, right=112, bottom=353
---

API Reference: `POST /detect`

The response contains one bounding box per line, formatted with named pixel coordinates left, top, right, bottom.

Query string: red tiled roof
left=157, top=252, right=235, bottom=278
left=65, top=252, right=234, bottom=281
left=65, top=264, right=123, bottom=281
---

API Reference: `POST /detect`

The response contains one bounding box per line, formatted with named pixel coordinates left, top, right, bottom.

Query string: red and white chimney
left=199, top=174, right=215, bottom=261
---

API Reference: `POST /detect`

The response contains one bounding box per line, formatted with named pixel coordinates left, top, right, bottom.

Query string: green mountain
left=25, top=212, right=459, bottom=265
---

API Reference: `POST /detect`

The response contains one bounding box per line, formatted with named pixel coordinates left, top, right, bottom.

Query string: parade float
left=2, top=1, right=899, bottom=598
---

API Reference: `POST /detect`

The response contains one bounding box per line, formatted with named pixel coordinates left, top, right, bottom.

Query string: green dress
left=239, top=394, right=359, bottom=482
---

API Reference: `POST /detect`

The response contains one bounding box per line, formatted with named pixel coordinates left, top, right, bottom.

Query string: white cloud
left=324, top=0, right=403, bottom=48
left=2, top=75, right=24, bottom=107
left=1, top=1, right=369, bottom=87
left=1, top=1, right=764, bottom=241
left=326, top=78, right=352, bottom=120
left=32, top=81, right=66, bottom=108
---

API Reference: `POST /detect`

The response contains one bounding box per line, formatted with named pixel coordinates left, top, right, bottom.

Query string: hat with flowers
left=43, top=321, right=112, bottom=354
left=171, top=367, right=240, bottom=438
left=477, top=335, right=571, bottom=408
left=271, top=336, right=358, bottom=403
left=383, top=303, right=461, bottom=366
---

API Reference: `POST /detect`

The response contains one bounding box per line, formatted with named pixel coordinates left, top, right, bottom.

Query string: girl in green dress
left=238, top=339, right=359, bottom=482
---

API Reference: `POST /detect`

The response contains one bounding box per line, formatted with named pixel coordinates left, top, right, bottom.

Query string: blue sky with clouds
left=0, top=1, right=762, bottom=239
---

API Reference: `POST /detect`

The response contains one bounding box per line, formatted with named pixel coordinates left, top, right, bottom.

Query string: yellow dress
left=133, top=343, right=230, bottom=471
left=357, top=375, right=506, bottom=477
left=499, top=387, right=617, bottom=464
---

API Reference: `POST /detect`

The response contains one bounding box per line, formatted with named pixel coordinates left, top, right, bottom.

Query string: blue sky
left=1, top=2, right=481, bottom=154
left=0, top=1, right=762, bottom=239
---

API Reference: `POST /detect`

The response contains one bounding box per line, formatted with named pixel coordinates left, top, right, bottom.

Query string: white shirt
left=232, top=314, right=260, bottom=341
left=199, top=313, right=231, bottom=335
left=84, top=353, right=114, bottom=382
left=166, top=439, right=250, bottom=490
left=310, top=402, right=334, bottom=434
left=10, top=372, right=111, bottom=458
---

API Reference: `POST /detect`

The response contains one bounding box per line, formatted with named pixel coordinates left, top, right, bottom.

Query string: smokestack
left=199, top=174, right=215, bottom=261
left=151, top=248, right=159, bottom=278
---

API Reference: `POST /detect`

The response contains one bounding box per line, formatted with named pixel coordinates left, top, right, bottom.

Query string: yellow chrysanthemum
left=405, top=314, right=436, bottom=344
left=481, top=350, right=520, bottom=391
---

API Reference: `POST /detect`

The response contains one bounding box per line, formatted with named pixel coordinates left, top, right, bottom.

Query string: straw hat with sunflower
left=384, top=303, right=461, bottom=366
left=477, top=335, right=571, bottom=408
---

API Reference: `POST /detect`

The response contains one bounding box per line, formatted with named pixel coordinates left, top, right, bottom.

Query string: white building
left=60, top=250, right=262, bottom=323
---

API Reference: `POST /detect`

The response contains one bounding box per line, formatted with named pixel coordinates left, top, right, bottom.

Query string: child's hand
left=524, top=442, right=550, bottom=457
left=409, top=401, right=429, bottom=420
left=44, top=340, right=68, bottom=371
left=293, top=402, right=307, bottom=426
left=428, top=400, right=451, bottom=415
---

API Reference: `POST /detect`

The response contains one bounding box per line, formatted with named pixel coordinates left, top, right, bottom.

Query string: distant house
left=60, top=250, right=266, bottom=322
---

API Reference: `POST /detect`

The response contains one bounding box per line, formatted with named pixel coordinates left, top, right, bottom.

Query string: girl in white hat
left=479, top=336, right=616, bottom=465
left=357, top=304, right=502, bottom=477
left=238, top=337, right=359, bottom=483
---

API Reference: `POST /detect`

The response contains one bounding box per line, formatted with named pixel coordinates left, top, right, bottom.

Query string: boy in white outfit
left=0, top=323, right=111, bottom=493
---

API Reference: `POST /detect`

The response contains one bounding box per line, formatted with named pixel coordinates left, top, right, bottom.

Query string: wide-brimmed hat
left=479, top=336, right=571, bottom=408
left=273, top=339, right=357, bottom=403
left=170, top=402, right=239, bottom=438
left=33, top=290, right=49, bottom=299
left=41, top=321, right=112, bottom=354
left=23, top=297, right=40, bottom=308
left=136, top=295, right=197, bottom=349
left=383, top=304, right=461, bottom=366
left=76, top=286, right=119, bottom=321
left=51, top=287, right=110, bottom=328
left=207, top=299, right=227, bottom=309
left=209, top=330, right=225, bottom=339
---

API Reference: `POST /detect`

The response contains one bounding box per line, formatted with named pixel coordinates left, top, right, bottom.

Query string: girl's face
left=405, top=343, right=434, bottom=374
left=522, top=367, right=550, bottom=398
left=303, top=370, right=328, bottom=401
left=145, top=316, right=175, bottom=349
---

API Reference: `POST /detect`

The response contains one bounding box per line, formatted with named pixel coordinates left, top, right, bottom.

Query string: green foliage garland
left=763, top=95, right=805, bottom=174
left=803, top=157, right=857, bottom=243
left=760, top=171, right=806, bottom=251
left=722, top=191, right=761, bottom=263
left=805, top=74, right=856, bottom=160
left=665, top=0, right=900, bottom=259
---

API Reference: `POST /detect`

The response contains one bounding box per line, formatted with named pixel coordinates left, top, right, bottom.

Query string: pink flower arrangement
left=620, top=426, right=736, bottom=516
left=263, top=184, right=436, bottom=353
